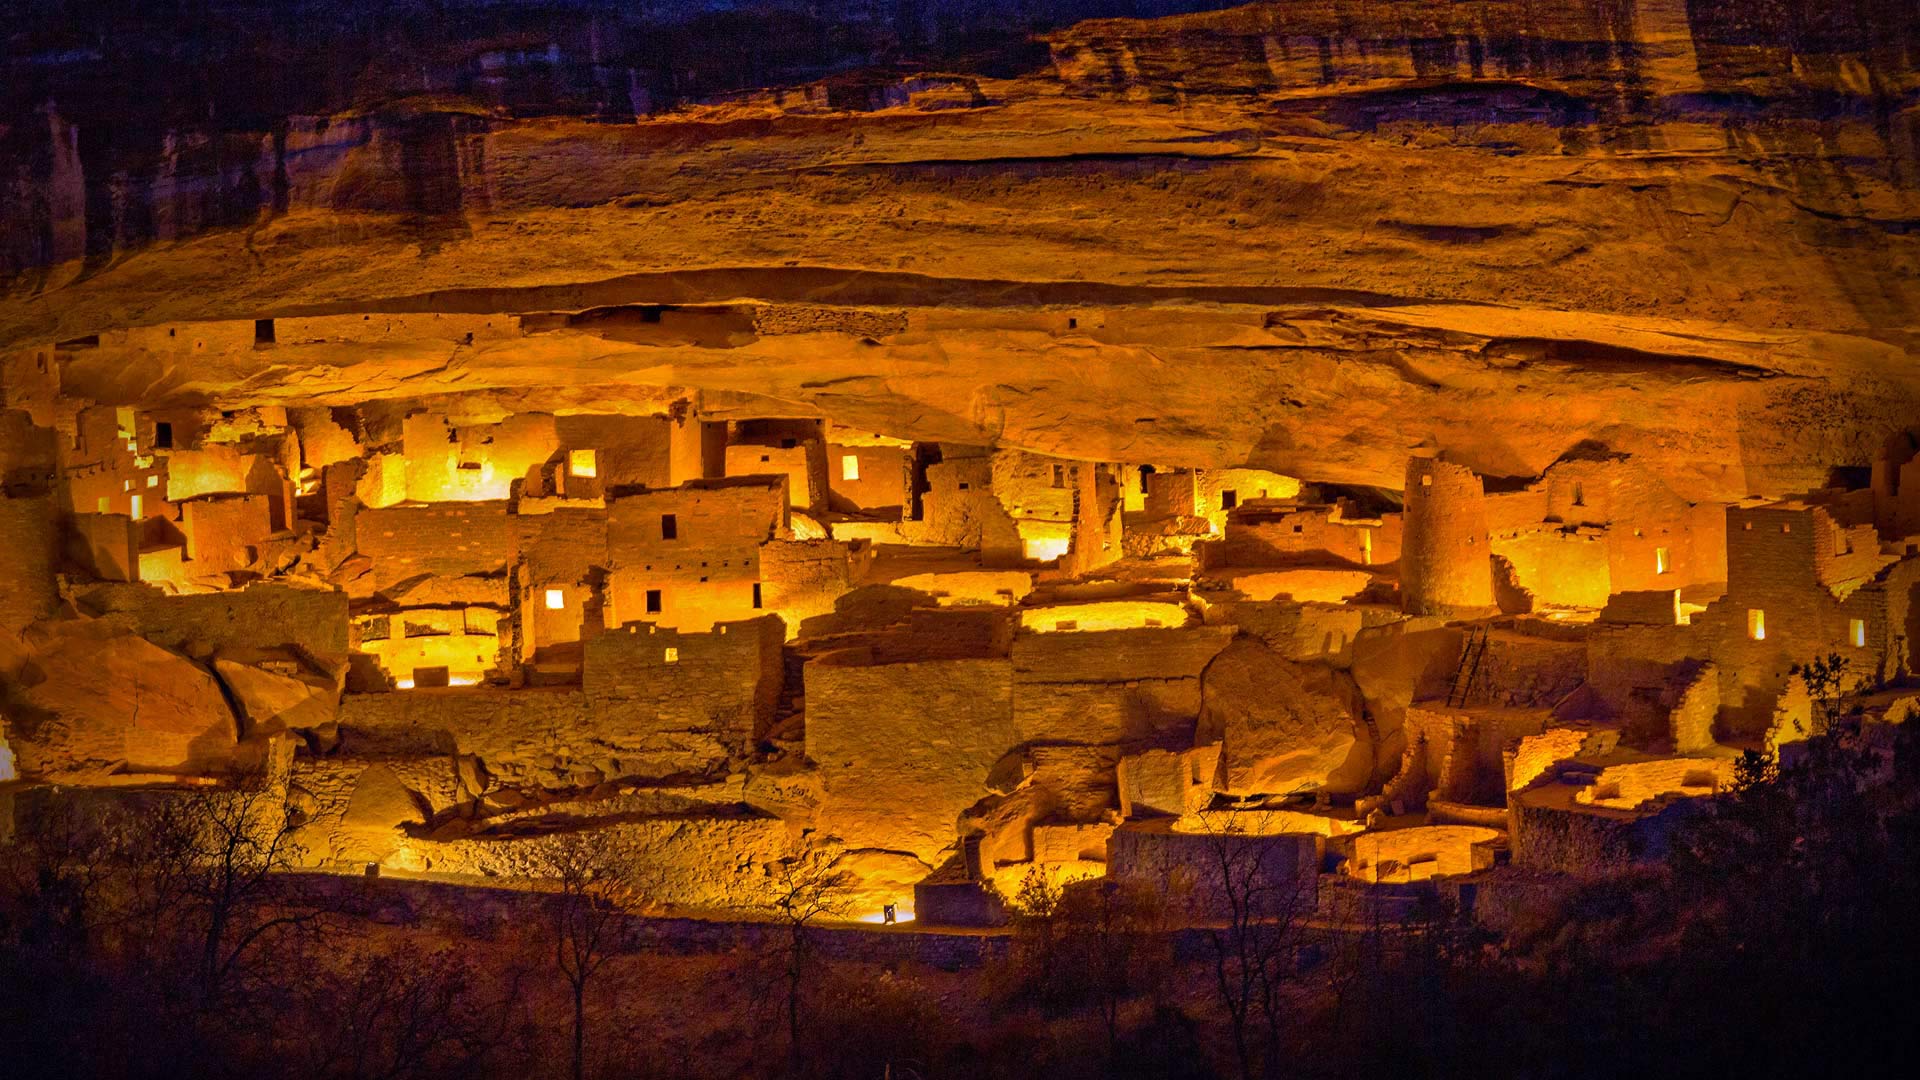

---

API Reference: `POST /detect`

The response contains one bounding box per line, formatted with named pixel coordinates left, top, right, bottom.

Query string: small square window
left=1748, top=609, right=1765, bottom=641
left=1851, top=619, right=1867, bottom=648
left=1421, top=474, right=1432, bottom=487
left=96, top=496, right=109, bottom=513
left=841, top=454, right=860, bottom=481
left=1221, top=490, right=1238, bottom=510
left=569, top=449, right=597, bottom=478
left=146, top=475, right=157, bottom=487
left=958, top=482, right=970, bottom=491
left=664, top=647, right=679, bottom=663
left=646, top=589, right=662, bottom=614
left=1781, top=523, right=1791, bottom=534
left=545, top=589, right=565, bottom=610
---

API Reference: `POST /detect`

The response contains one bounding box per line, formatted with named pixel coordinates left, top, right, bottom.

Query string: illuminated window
left=661, top=513, right=677, bottom=540
left=569, top=449, right=597, bottom=478
left=146, top=475, right=158, bottom=487
left=96, top=496, right=109, bottom=513
left=841, top=454, right=859, bottom=481
left=115, top=407, right=136, bottom=439
left=664, top=647, right=678, bottom=663
left=646, top=589, right=662, bottom=614
left=1655, top=547, right=1670, bottom=575
left=1748, top=609, right=1765, bottom=641
left=1421, top=474, right=1432, bottom=487
left=129, top=495, right=142, bottom=518
left=1024, top=536, right=1071, bottom=563
left=1851, top=619, right=1867, bottom=648
left=545, top=589, right=565, bottom=610
left=1220, top=490, right=1237, bottom=510
left=1360, top=529, right=1373, bottom=566
left=122, top=479, right=132, bottom=492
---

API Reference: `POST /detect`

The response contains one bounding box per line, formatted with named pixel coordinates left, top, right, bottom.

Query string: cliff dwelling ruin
left=5, top=2, right=1920, bottom=1078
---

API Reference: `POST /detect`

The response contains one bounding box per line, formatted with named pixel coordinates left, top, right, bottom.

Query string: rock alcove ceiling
left=2, top=0, right=1916, bottom=501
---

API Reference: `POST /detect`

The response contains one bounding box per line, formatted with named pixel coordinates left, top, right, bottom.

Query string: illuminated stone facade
left=8, top=372, right=1919, bottom=918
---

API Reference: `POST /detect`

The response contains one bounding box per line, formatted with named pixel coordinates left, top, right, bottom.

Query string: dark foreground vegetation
left=7, top=704, right=1920, bottom=1080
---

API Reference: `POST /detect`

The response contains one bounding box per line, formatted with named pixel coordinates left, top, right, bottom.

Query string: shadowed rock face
left=3, top=1, right=1918, bottom=496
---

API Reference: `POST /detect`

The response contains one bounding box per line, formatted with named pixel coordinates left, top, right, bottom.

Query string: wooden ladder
left=1447, top=626, right=1489, bottom=707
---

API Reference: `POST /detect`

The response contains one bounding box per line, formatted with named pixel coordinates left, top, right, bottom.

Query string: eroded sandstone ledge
left=5, top=0, right=1918, bottom=494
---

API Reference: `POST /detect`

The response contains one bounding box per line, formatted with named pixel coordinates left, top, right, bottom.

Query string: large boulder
left=1347, top=618, right=1464, bottom=781
left=1117, top=744, right=1218, bottom=818
left=7, top=621, right=237, bottom=775
left=342, top=764, right=431, bottom=832
left=1199, top=639, right=1367, bottom=797
left=214, top=647, right=342, bottom=739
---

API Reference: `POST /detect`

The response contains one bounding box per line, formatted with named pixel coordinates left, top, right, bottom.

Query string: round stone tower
left=1400, top=451, right=1494, bottom=615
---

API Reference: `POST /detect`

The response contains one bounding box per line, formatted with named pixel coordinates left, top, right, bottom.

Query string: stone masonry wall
left=358, top=502, right=514, bottom=588
left=1009, top=625, right=1234, bottom=746
left=807, top=653, right=1016, bottom=863
left=74, top=581, right=350, bottom=661
left=583, top=615, right=784, bottom=748
left=0, top=493, right=58, bottom=633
